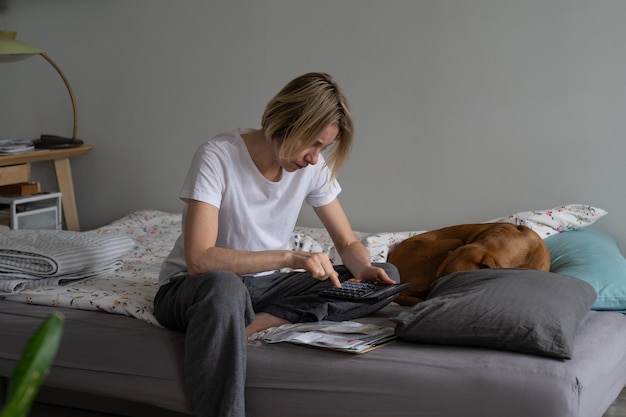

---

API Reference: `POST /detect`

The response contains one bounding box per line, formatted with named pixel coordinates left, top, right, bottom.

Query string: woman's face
left=279, top=123, right=339, bottom=172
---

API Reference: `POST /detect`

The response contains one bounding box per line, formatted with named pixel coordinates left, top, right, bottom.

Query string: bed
left=1, top=206, right=626, bottom=417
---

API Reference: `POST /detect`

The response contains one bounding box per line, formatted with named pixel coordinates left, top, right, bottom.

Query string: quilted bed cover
left=0, top=210, right=625, bottom=417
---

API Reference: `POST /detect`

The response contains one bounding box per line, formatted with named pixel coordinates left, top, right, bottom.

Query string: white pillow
left=288, top=228, right=424, bottom=265
left=360, top=232, right=425, bottom=263
left=489, top=204, right=607, bottom=239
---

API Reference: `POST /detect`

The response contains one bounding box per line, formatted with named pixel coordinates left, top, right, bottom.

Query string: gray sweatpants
left=153, top=263, right=399, bottom=417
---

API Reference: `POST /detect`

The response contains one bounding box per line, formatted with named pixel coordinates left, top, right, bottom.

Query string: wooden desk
left=0, top=145, right=93, bottom=231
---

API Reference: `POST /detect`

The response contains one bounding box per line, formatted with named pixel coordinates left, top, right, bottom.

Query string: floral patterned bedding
left=0, top=210, right=422, bottom=326
left=1, top=211, right=182, bottom=325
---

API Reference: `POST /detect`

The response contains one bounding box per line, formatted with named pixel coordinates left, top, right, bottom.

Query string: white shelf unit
left=0, top=192, right=62, bottom=230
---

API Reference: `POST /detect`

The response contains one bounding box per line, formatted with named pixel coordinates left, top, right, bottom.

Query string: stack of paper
left=250, top=321, right=397, bottom=354
left=0, top=139, right=34, bottom=154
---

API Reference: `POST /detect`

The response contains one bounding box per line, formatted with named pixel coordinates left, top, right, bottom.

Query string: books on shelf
left=250, top=321, right=397, bottom=354
left=0, top=139, right=35, bottom=154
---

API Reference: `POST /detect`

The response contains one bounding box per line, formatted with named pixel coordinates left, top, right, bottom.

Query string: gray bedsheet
left=1, top=301, right=625, bottom=417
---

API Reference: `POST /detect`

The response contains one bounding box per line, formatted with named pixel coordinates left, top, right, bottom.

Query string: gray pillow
left=392, top=268, right=596, bottom=359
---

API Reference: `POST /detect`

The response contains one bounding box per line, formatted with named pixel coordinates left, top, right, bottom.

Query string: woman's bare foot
left=245, top=312, right=290, bottom=339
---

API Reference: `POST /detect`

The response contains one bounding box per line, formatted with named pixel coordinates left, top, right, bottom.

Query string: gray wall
left=1, top=1, right=625, bottom=250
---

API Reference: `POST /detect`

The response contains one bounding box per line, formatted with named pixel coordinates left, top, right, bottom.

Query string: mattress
left=1, top=210, right=625, bottom=417
left=2, top=301, right=626, bottom=417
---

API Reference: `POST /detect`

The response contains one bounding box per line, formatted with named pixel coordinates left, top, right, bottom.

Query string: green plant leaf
left=0, top=312, right=64, bottom=417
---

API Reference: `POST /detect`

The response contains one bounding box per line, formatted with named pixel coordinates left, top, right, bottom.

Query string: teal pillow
left=545, top=229, right=626, bottom=311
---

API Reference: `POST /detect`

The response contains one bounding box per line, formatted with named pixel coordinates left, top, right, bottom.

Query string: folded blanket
left=0, top=230, right=135, bottom=293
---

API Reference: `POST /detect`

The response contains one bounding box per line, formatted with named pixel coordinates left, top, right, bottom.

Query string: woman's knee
left=186, top=271, right=248, bottom=308
left=156, top=271, right=250, bottom=329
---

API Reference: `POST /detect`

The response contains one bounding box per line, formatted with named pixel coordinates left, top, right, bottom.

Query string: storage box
left=0, top=192, right=62, bottom=230
left=0, top=181, right=41, bottom=196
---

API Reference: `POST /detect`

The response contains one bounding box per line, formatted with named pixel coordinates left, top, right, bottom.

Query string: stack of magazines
left=0, top=139, right=34, bottom=154
left=250, top=321, right=397, bottom=354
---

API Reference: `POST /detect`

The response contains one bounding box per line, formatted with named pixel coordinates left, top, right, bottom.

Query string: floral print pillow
left=490, top=204, right=607, bottom=239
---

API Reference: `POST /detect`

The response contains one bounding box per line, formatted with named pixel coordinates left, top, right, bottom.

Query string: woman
left=154, top=72, right=399, bottom=417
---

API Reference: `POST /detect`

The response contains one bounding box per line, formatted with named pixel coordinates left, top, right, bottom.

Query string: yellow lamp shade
left=0, top=31, right=44, bottom=62
left=0, top=30, right=83, bottom=147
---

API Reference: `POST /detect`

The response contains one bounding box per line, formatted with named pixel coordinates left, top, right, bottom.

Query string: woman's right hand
left=290, top=251, right=341, bottom=287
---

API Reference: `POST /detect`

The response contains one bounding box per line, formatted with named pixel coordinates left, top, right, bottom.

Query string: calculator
left=319, top=279, right=411, bottom=302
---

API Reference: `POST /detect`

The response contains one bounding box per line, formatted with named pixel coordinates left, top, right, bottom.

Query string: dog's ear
left=478, top=255, right=498, bottom=269
left=436, top=247, right=500, bottom=278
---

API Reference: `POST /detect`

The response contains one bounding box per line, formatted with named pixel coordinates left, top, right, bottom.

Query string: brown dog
left=387, top=223, right=550, bottom=306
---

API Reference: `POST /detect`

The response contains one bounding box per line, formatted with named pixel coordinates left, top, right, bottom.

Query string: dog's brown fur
left=387, top=223, right=551, bottom=306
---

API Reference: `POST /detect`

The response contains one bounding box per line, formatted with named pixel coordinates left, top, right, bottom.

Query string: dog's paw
left=394, top=295, right=425, bottom=306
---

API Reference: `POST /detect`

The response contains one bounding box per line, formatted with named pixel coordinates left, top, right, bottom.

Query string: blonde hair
left=261, top=72, right=353, bottom=180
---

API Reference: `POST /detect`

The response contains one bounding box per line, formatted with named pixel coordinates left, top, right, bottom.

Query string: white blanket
left=0, top=230, right=135, bottom=293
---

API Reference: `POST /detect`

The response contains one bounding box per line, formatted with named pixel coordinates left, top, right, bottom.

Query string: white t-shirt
left=158, top=128, right=341, bottom=285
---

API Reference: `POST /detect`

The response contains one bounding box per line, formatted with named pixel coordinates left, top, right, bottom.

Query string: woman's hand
left=290, top=251, right=341, bottom=287
left=314, top=199, right=396, bottom=287
left=357, top=265, right=396, bottom=284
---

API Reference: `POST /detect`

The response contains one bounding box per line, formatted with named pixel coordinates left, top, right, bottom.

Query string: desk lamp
left=0, top=30, right=84, bottom=148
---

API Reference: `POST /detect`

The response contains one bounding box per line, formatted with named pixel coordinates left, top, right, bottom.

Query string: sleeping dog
left=387, top=223, right=551, bottom=306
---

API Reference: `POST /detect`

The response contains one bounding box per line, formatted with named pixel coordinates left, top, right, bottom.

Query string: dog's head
left=435, top=223, right=550, bottom=278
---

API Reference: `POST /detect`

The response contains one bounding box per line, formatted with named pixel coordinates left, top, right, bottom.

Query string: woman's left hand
left=357, top=265, right=396, bottom=284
